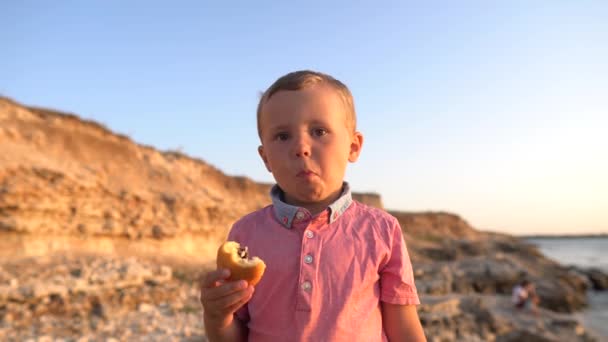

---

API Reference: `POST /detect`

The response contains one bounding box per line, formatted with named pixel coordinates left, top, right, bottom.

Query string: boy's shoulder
left=351, top=199, right=397, bottom=218
left=348, top=201, right=404, bottom=244
left=233, top=204, right=274, bottom=227
left=350, top=200, right=400, bottom=226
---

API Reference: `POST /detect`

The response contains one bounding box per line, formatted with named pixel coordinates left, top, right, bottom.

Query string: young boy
left=200, top=70, right=426, bottom=341
left=512, top=279, right=540, bottom=316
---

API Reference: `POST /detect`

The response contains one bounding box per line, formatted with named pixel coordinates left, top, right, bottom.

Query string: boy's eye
left=275, top=132, right=289, bottom=141
left=312, top=128, right=328, bottom=137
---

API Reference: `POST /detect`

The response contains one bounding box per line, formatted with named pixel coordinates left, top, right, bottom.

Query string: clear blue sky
left=2, top=1, right=607, bottom=235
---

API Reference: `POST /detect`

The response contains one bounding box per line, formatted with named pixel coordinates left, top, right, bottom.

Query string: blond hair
left=256, top=70, right=356, bottom=138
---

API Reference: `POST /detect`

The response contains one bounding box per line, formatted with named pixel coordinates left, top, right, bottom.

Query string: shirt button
left=295, top=211, right=305, bottom=220
left=301, top=281, right=312, bottom=291
left=305, top=230, right=314, bottom=239
left=304, top=255, right=313, bottom=264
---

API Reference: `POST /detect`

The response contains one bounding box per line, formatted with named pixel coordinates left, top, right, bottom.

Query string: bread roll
left=217, top=241, right=266, bottom=286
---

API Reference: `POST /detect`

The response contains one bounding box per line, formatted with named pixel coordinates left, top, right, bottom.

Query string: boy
left=200, top=70, right=426, bottom=341
left=512, top=279, right=540, bottom=316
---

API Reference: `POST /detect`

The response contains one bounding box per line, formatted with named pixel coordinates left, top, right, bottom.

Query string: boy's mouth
left=297, top=170, right=316, bottom=178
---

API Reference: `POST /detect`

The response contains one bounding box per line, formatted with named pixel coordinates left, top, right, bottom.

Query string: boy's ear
left=348, top=131, right=364, bottom=163
left=258, top=145, right=272, bottom=172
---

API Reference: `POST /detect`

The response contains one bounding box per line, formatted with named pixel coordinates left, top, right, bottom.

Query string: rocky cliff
left=0, top=96, right=383, bottom=241
left=1, top=97, right=267, bottom=240
left=0, top=97, right=605, bottom=341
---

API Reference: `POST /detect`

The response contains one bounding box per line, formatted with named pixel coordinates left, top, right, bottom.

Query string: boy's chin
left=284, top=189, right=321, bottom=204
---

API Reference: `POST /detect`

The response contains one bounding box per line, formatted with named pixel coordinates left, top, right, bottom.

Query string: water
left=526, top=237, right=608, bottom=272
left=526, top=236, right=608, bottom=339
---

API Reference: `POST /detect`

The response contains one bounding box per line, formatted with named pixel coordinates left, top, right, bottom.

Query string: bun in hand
left=216, top=241, right=266, bottom=286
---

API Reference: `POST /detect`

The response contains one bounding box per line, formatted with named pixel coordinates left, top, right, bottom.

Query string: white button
left=295, top=211, right=305, bottom=220
left=305, top=231, right=314, bottom=239
left=304, top=255, right=313, bottom=264
left=301, top=281, right=312, bottom=291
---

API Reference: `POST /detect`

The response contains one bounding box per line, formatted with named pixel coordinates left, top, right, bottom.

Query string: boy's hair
left=256, top=70, right=357, bottom=139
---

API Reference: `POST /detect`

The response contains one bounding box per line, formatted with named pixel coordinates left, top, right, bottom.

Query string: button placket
left=296, top=222, right=317, bottom=311
left=296, top=276, right=312, bottom=311
left=301, top=281, right=312, bottom=291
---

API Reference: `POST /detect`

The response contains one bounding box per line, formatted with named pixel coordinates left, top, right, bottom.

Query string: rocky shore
left=1, top=247, right=604, bottom=342
left=1, top=97, right=607, bottom=341
left=0, top=254, right=207, bottom=341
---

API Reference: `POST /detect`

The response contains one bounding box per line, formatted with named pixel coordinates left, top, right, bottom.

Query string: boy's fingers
left=199, top=269, right=230, bottom=289
left=202, top=280, right=249, bottom=302
left=216, top=286, right=254, bottom=310
left=202, top=289, right=252, bottom=322
left=224, top=291, right=254, bottom=313
left=200, top=286, right=252, bottom=316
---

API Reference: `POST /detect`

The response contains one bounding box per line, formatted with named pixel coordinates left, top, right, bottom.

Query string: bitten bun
left=216, top=241, right=266, bottom=286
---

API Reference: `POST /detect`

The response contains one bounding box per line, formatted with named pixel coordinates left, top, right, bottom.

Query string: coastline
left=526, top=236, right=608, bottom=340
left=578, top=290, right=608, bottom=340
left=519, top=233, right=608, bottom=239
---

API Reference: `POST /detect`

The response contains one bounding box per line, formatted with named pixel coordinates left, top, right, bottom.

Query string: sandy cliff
left=1, top=97, right=269, bottom=241
left=0, top=96, right=384, bottom=241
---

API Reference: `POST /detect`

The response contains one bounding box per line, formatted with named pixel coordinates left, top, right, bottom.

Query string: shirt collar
left=270, top=182, right=353, bottom=229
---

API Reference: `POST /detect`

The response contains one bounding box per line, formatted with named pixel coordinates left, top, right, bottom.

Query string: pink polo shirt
left=227, top=183, right=419, bottom=341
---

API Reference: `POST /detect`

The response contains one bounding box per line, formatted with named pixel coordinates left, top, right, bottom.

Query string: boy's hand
left=199, top=268, right=254, bottom=329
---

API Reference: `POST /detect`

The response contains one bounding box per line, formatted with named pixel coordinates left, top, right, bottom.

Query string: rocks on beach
left=411, top=234, right=604, bottom=341
left=419, top=295, right=596, bottom=342
left=0, top=255, right=206, bottom=341
left=1, top=250, right=604, bottom=342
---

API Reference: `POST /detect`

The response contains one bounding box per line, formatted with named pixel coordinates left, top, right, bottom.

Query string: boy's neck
left=281, top=186, right=345, bottom=215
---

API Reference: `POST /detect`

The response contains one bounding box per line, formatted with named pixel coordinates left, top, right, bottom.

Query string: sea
left=525, top=236, right=608, bottom=340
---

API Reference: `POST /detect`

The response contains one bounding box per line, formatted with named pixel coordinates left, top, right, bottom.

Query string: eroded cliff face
left=0, top=97, right=387, bottom=242
left=0, top=98, right=267, bottom=240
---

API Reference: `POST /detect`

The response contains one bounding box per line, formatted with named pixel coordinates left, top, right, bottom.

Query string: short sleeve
left=379, top=217, right=420, bottom=305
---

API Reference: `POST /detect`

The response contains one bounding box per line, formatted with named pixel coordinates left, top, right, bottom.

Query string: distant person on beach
left=512, top=279, right=540, bottom=316
left=199, top=70, right=426, bottom=341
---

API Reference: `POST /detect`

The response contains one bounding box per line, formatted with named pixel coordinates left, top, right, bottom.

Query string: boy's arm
left=200, top=269, right=252, bottom=342
left=204, top=314, right=248, bottom=342
left=382, top=303, right=427, bottom=342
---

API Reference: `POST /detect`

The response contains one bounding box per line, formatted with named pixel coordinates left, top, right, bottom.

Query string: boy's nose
left=293, top=137, right=311, bottom=158
left=295, top=149, right=310, bottom=157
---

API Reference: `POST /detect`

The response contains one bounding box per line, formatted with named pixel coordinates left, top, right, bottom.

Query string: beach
left=527, top=236, right=608, bottom=339
left=1, top=98, right=606, bottom=341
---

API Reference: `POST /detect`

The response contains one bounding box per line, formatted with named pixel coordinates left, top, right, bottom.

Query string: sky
left=1, top=1, right=607, bottom=235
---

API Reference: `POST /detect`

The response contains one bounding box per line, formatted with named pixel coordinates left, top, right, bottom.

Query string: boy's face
left=258, top=85, right=363, bottom=213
